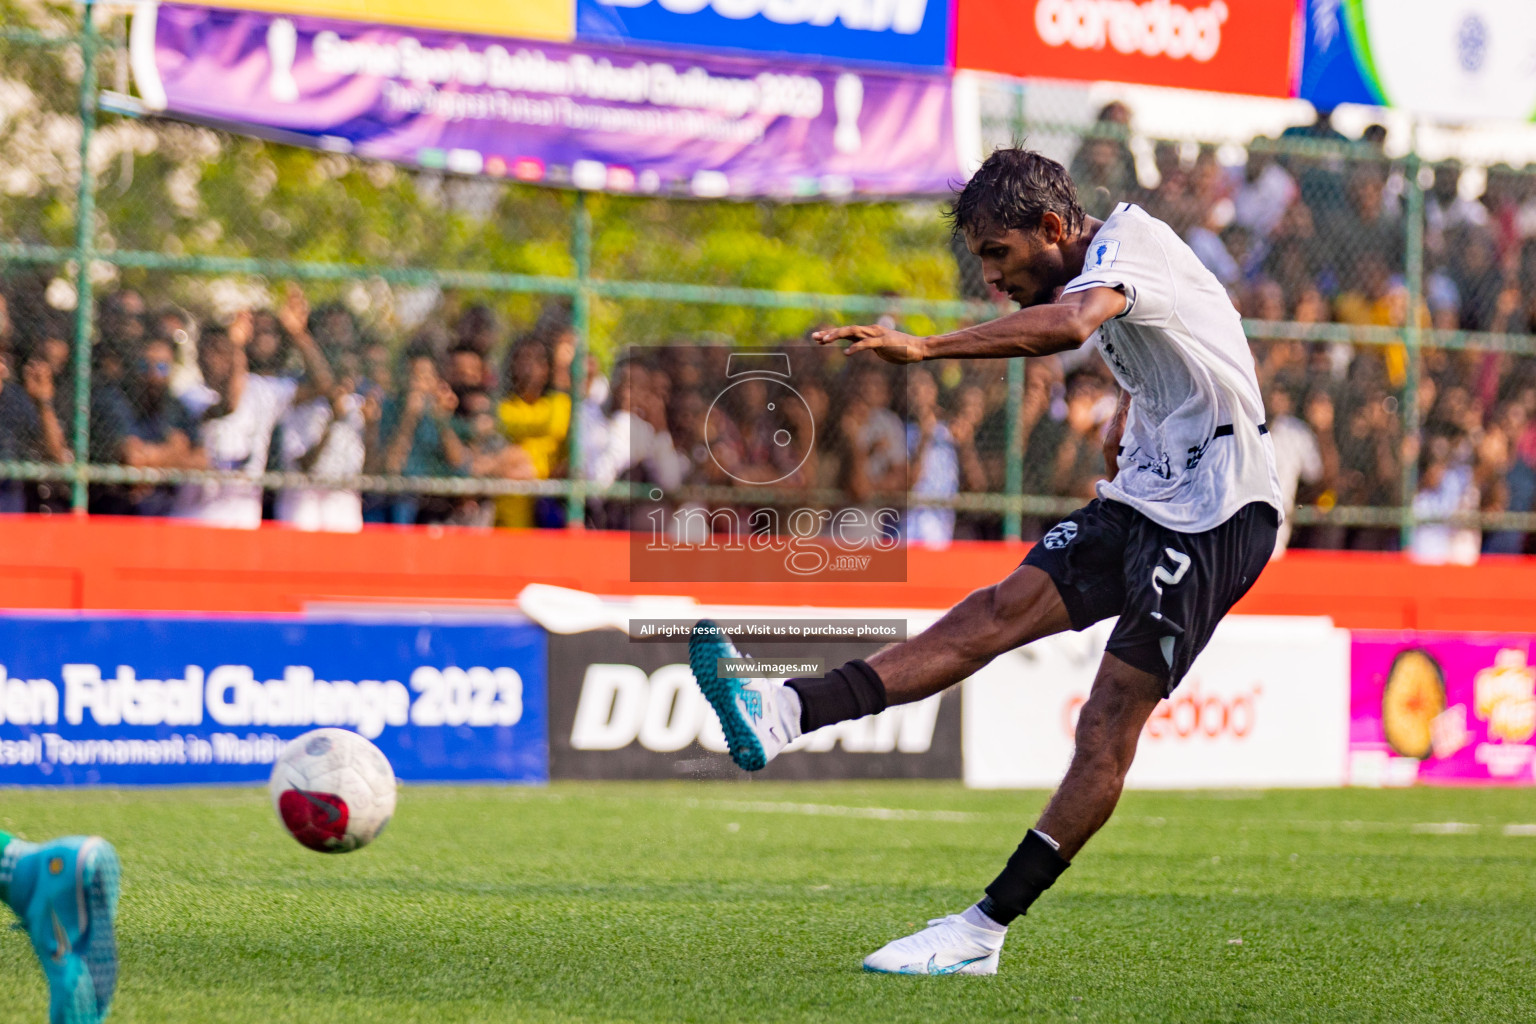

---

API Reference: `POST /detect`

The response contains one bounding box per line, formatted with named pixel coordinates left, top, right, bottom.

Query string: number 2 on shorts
left=1149, top=547, right=1190, bottom=622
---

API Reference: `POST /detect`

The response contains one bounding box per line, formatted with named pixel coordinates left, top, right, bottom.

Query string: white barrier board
left=963, top=616, right=1350, bottom=789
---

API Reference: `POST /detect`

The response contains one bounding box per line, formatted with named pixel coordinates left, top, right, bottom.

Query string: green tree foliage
left=0, top=1, right=87, bottom=252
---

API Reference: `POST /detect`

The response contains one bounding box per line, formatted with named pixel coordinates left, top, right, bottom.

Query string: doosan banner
left=546, top=627, right=959, bottom=780
left=513, top=590, right=961, bottom=781
left=132, top=3, right=968, bottom=199
left=0, top=614, right=548, bottom=786
left=1350, top=632, right=1536, bottom=787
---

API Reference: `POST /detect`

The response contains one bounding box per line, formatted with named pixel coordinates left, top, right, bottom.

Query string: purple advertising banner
left=132, top=3, right=967, bottom=199
left=1350, top=632, right=1536, bottom=787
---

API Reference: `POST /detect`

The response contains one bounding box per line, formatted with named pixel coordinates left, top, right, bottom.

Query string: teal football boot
left=688, top=619, right=801, bottom=771
left=5, top=837, right=121, bottom=1024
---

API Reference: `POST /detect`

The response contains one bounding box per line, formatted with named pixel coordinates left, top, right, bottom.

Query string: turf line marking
left=684, top=799, right=981, bottom=823
left=1135, top=817, right=1528, bottom=836
left=1410, top=822, right=1481, bottom=834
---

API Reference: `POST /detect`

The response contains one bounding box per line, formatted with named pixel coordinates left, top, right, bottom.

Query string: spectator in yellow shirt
left=1334, top=251, right=1428, bottom=390
left=496, top=336, right=570, bottom=528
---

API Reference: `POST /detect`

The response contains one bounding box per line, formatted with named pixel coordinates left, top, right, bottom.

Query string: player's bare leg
left=865, top=564, right=1073, bottom=705
left=1033, top=653, right=1165, bottom=858
left=686, top=565, right=1071, bottom=770
left=862, top=653, right=1163, bottom=974
left=688, top=562, right=1153, bottom=976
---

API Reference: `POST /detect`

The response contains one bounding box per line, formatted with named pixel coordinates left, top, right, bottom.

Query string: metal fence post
left=69, top=0, right=99, bottom=512
left=564, top=189, right=592, bottom=529
left=1002, top=80, right=1027, bottom=540
left=1003, top=358, right=1024, bottom=540
left=1400, top=124, right=1424, bottom=550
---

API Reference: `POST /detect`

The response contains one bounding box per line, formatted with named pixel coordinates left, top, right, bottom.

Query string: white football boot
left=688, top=619, right=802, bottom=771
left=862, top=914, right=1005, bottom=976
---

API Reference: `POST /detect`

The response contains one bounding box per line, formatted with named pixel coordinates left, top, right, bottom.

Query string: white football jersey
left=1060, top=203, right=1283, bottom=533
left=175, top=373, right=297, bottom=529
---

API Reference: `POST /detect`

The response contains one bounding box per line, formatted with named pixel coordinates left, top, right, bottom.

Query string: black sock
left=980, top=830, right=1071, bottom=926
left=784, top=660, right=887, bottom=733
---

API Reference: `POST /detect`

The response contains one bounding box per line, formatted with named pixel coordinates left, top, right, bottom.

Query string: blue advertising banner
left=0, top=614, right=548, bottom=786
left=575, top=0, right=951, bottom=71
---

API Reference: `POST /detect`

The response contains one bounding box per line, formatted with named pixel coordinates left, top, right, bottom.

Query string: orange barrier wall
left=2, top=514, right=1534, bottom=631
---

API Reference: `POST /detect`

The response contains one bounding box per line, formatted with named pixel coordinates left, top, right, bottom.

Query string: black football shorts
left=1021, top=498, right=1279, bottom=694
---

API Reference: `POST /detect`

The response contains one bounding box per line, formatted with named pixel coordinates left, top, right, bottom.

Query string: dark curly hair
left=947, top=148, right=1086, bottom=240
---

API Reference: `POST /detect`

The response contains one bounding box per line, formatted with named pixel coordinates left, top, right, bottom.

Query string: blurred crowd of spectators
left=0, top=276, right=575, bottom=531
left=1, top=107, right=1535, bottom=558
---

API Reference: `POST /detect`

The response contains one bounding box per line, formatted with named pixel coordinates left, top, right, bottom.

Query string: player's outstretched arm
left=812, top=286, right=1126, bottom=364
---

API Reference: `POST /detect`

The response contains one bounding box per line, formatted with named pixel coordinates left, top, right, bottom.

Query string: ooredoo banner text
left=0, top=614, right=549, bottom=785
left=954, top=0, right=1297, bottom=98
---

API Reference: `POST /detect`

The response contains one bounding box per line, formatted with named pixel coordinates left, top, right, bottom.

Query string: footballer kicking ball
left=269, top=728, right=397, bottom=853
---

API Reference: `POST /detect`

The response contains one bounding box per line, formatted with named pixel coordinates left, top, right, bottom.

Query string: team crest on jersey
left=1042, top=521, right=1078, bottom=550
left=1089, top=239, right=1120, bottom=269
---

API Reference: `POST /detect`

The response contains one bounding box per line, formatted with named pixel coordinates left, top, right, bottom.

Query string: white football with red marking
left=269, top=728, right=397, bottom=853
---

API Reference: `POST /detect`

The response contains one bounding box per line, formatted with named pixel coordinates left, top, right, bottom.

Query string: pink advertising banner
left=1351, top=632, right=1536, bottom=787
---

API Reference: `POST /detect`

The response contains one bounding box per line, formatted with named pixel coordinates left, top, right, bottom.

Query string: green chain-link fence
left=4, top=3, right=1536, bottom=554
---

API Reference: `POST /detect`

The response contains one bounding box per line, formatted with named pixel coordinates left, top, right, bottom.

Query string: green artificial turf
left=2, top=782, right=1534, bottom=1023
